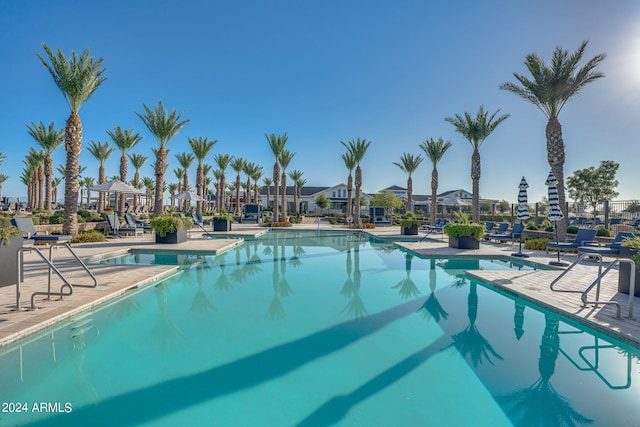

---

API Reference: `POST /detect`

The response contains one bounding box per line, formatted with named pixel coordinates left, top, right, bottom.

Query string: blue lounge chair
left=577, top=231, right=639, bottom=257
left=545, top=228, right=597, bottom=254
left=485, top=222, right=508, bottom=239
left=486, top=223, right=523, bottom=243
left=11, top=217, right=71, bottom=244
left=125, top=213, right=151, bottom=232
left=424, top=218, right=447, bottom=231
left=484, top=221, right=495, bottom=233
left=106, top=212, right=142, bottom=237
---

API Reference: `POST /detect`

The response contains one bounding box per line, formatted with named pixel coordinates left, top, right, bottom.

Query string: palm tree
left=341, top=138, right=372, bottom=227
left=81, top=176, right=95, bottom=208
left=23, top=149, right=44, bottom=210
left=128, top=153, right=148, bottom=208
left=213, top=154, right=232, bottom=212
left=212, top=169, right=222, bottom=211
left=279, top=150, right=295, bottom=221
left=36, top=44, right=106, bottom=236
left=175, top=151, right=195, bottom=210
left=393, top=153, right=423, bottom=212
left=340, top=150, right=357, bottom=220
left=141, top=176, right=155, bottom=207
left=266, top=133, right=287, bottom=222
left=87, top=140, right=115, bottom=211
left=262, top=177, right=273, bottom=211
left=445, top=106, right=509, bottom=223
left=188, top=137, right=216, bottom=214
left=229, top=157, right=246, bottom=215
left=167, top=182, right=179, bottom=206
left=288, top=169, right=303, bottom=217
left=107, top=126, right=142, bottom=214
left=243, top=162, right=258, bottom=205
left=202, top=164, right=212, bottom=207
left=172, top=167, right=185, bottom=193
left=25, top=121, right=64, bottom=212
left=250, top=165, right=263, bottom=207
left=420, top=137, right=452, bottom=225
left=500, top=41, right=605, bottom=241
left=136, top=101, right=189, bottom=214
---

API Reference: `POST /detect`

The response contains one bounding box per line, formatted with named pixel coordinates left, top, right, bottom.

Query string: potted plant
left=213, top=209, right=234, bottom=232
left=619, top=236, right=640, bottom=296
left=443, top=213, right=484, bottom=250
left=399, top=212, right=420, bottom=236
left=149, top=213, right=193, bottom=244
left=0, top=226, right=24, bottom=288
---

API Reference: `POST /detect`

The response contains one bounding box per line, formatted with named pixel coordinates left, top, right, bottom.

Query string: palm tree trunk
left=154, top=149, right=166, bottom=214
left=354, top=166, right=362, bottom=226
left=44, top=156, right=53, bottom=212
left=431, top=167, right=438, bottom=224
left=235, top=175, right=241, bottom=215
left=346, top=174, right=353, bottom=219
left=547, top=116, right=567, bottom=241
left=281, top=172, right=287, bottom=221
left=119, top=154, right=127, bottom=215
left=98, top=165, right=106, bottom=211
left=63, top=111, right=81, bottom=236
left=471, top=149, right=481, bottom=223
left=133, top=171, right=140, bottom=208
left=196, top=164, right=203, bottom=215
left=406, top=175, right=413, bottom=212
left=273, top=163, right=280, bottom=222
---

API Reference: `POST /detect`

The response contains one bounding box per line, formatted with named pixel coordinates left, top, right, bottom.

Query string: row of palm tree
left=19, top=40, right=605, bottom=236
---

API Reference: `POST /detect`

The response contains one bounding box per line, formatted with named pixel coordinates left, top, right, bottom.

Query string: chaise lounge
left=545, top=228, right=597, bottom=254
left=11, top=217, right=71, bottom=245
left=577, top=231, right=639, bottom=257
left=486, top=223, right=523, bottom=243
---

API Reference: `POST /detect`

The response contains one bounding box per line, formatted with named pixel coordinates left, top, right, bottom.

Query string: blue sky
left=1, top=0, right=639, bottom=204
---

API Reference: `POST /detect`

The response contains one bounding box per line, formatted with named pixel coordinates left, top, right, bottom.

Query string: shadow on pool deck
left=25, top=297, right=428, bottom=427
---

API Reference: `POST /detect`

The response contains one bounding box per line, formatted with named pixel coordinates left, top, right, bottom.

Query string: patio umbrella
left=512, top=177, right=530, bottom=258
left=88, top=180, right=144, bottom=214
left=170, top=191, right=205, bottom=201
left=546, top=171, right=568, bottom=266
left=439, top=197, right=469, bottom=219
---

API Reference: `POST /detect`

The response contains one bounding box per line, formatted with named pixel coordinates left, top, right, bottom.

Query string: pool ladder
left=549, top=253, right=635, bottom=319
left=16, top=243, right=98, bottom=310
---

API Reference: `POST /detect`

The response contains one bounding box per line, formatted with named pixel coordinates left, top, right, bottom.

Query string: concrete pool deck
left=0, top=222, right=639, bottom=349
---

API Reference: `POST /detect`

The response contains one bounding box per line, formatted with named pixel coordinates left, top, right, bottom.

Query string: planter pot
left=618, top=261, right=640, bottom=297
left=0, top=235, right=23, bottom=287
left=213, top=219, right=232, bottom=232
left=448, top=236, right=480, bottom=250
left=155, top=228, right=187, bottom=244
left=401, top=224, right=419, bottom=235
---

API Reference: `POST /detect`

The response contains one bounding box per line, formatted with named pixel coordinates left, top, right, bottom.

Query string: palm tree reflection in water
left=340, top=238, right=368, bottom=319
left=190, top=259, right=216, bottom=314
left=151, top=282, right=184, bottom=349
left=266, top=235, right=285, bottom=320
left=392, top=253, right=421, bottom=299
left=499, top=314, right=593, bottom=426
left=213, top=252, right=232, bottom=292
left=419, top=258, right=448, bottom=322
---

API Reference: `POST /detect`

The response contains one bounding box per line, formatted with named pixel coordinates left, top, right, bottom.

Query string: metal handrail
left=48, top=243, right=98, bottom=290
left=17, top=246, right=73, bottom=310
left=550, top=253, right=603, bottom=293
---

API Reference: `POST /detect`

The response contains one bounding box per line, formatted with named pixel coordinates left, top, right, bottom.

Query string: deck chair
left=485, top=222, right=508, bottom=239
left=486, top=223, right=523, bottom=243
left=484, top=221, right=495, bottom=233
left=545, top=228, right=597, bottom=254
left=106, top=212, right=142, bottom=237
left=125, top=213, right=152, bottom=232
left=577, top=231, right=639, bottom=257
left=11, top=217, right=71, bottom=244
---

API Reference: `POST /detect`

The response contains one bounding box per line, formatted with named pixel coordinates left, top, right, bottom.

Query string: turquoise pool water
left=1, top=230, right=639, bottom=426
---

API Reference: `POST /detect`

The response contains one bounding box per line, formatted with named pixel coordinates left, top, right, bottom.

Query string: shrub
left=526, top=224, right=539, bottom=230
left=566, top=226, right=579, bottom=234
left=71, top=230, right=106, bottom=244
left=544, top=226, right=554, bottom=232
left=271, top=221, right=292, bottom=227
left=524, top=238, right=554, bottom=251
left=363, top=223, right=376, bottom=229
left=289, top=217, right=302, bottom=224
left=149, top=214, right=194, bottom=237
left=443, top=222, right=484, bottom=240
left=596, top=228, right=611, bottom=237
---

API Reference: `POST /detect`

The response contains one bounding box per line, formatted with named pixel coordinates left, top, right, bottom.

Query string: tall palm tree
left=288, top=169, right=303, bottom=217
left=141, top=176, right=155, bottom=207
left=341, top=138, right=372, bottom=227
left=107, top=126, right=142, bottom=214
left=340, top=150, right=357, bottom=219
left=87, top=140, right=115, bottom=211
left=251, top=165, right=264, bottom=207
left=500, top=41, right=605, bottom=241
left=279, top=150, right=295, bottom=221
left=167, top=182, right=179, bottom=206
left=202, top=163, right=213, bottom=207
left=229, top=157, right=246, bottom=215
left=136, top=101, right=189, bottom=214
left=50, top=176, right=62, bottom=208
left=36, top=44, right=106, bottom=236
left=393, top=153, right=423, bottom=212
left=445, top=106, right=509, bottom=223
left=188, top=137, right=216, bottom=214
left=266, top=133, right=287, bottom=222
left=23, top=149, right=44, bottom=210
left=26, top=121, right=64, bottom=212
left=213, top=154, right=232, bottom=212
left=262, top=177, right=273, bottom=211
left=420, top=137, right=452, bottom=225
left=81, top=176, right=95, bottom=208
left=128, top=153, right=148, bottom=208
left=243, top=162, right=258, bottom=204
left=175, top=152, right=195, bottom=209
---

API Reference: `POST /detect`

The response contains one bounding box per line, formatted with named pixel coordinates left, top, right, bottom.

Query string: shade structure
left=439, top=197, right=469, bottom=206
left=512, top=177, right=530, bottom=258
left=546, top=171, right=567, bottom=266
left=170, top=191, right=205, bottom=201
left=88, top=180, right=144, bottom=195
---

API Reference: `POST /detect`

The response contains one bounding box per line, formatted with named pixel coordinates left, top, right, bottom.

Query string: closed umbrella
left=512, top=177, right=530, bottom=258
left=546, top=171, right=568, bottom=266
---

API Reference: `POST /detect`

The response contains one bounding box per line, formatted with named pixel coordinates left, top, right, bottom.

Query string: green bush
left=596, top=228, right=611, bottom=237
left=566, top=226, right=579, bottom=234
left=526, top=224, right=539, bottom=230
left=544, top=226, right=554, bottom=232
left=524, top=238, right=554, bottom=251
left=71, top=230, right=106, bottom=243
left=49, top=211, right=64, bottom=224
left=443, top=222, right=484, bottom=240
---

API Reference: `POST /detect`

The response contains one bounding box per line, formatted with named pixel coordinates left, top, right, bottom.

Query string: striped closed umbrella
left=517, top=177, right=530, bottom=220
left=545, top=171, right=564, bottom=222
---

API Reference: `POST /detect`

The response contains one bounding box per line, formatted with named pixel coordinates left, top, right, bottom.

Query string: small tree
left=315, top=194, right=329, bottom=213
left=567, top=160, right=619, bottom=220
left=497, top=200, right=510, bottom=214
left=371, top=191, right=404, bottom=211
left=626, top=201, right=640, bottom=214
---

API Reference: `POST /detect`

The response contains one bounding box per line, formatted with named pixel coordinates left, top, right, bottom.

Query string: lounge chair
left=125, top=213, right=152, bottom=232
left=545, top=228, right=597, bottom=254
left=577, top=231, right=639, bottom=257
left=485, top=222, right=508, bottom=239
left=105, top=212, right=142, bottom=237
left=486, top=223, right=523, bottom=243
left=484, top=221, right=495, bottom=233
left=424, top=218, right=447, bottom=232
left=11, top=217, right=71, bottom=244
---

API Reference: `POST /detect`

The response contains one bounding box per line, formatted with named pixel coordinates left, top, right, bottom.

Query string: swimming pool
left=1, top=230, right=639, bottom=426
